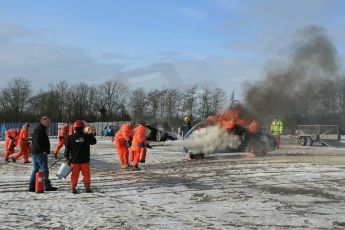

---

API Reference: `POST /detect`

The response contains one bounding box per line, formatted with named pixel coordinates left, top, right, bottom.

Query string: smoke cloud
left=181, top=126, right=241, bottom=155
left=244, top=26, right=339, bottom=121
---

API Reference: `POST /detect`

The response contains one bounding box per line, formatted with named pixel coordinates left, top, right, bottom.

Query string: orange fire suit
left=4, top=129, right=18, bottom=161
left=71, top=163, right=91, bottom=186
left=114, top=123, right=134, bottom=165
left=130, top=125, right=147, bottom=167
left=54, top=126, right=69, bottom=156
left=13, top=127, right=30, bottom=162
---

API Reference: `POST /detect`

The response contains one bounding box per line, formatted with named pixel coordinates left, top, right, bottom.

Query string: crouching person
left=130, top=121, right=149, bottom=171
left=65, top=120, right=97, bottom=194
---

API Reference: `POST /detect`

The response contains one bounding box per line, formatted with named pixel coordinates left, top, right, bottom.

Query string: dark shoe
left=139, top=160, right=145, bottom=163
left=4, top=158, right=10, bottom=163
left=120, top=164, right=129, bottom=169
left=71, top=185, right=78, bottom=194
left=23, top=161, right=31, bottom=164
left=54, top=154, right=58, bottom=159
left=29, top=184, right=35, bottom=192
left=45, top=186, right=58, bottom=191
left=85, top=185, right=92, bottom=193
left=11, top=157, right=16, bottom=163
left=132, top=166, right=141, bottom=171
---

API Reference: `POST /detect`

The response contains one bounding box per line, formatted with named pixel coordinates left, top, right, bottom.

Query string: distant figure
left=4, top=129, right=19, bottom=162
left=65, top=120, right=97, bottom=194
left=181, top=116, right=192, bottom=138
left=54, top=124, right=69, bottom=158
left=12, top=123, right=31, bottom=164
left=271, top=117, right=283, bottom=148
left=29, top=116, right=57, bottom=192
left=114, top=121, right=136, bottom=169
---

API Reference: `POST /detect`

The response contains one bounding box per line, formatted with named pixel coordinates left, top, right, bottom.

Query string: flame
left=207, top=107, right=258, bottom=133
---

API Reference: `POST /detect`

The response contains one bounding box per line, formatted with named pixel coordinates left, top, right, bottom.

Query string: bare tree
left=182, top=86, right=198, bottom=117
left=0, top=77, right=32, bottom=121
left=30, top=89, right=59, bottom=120
left=198, top=87, right=212, bottom=119
left=53, top=81, right=70, bottom=121
left=210, top=88, right=226, bottom=114
left=97, top=80, right=128, bottom=120
left=146, top=89, right=161, bottom=120
left=66, top=83, right=97, bottom=121
left=129, top=88, right=147, bottom=120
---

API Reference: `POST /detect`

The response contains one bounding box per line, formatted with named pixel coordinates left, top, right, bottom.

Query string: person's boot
left=71, top=185, right=78, bottom=194
left=85, top=184, right=92, bottom=193
left=29, top=183, right=35, bottom=192
left=54, top=154, right=58, bottom=159
left=121, top=164, right=129, bottom=170
left=23, top=161, right=31, bottom=164
left=4, top=158, right=10, bottom=163
left=10, top=156, right=16, bottom=163
left=45, top=185, right=58, bottom=191
left=132, top=165, right=141, bottom=171
left=139, top=159, right=145, bottom=163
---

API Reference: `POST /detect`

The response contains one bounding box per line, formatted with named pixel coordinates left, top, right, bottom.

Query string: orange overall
left=114, top=123, right=134, bottom=165
left=4, top=129, right=18, bottom=161
left=130, top=125, right=147, bottom=167
left=54, top=125, right=69, bottom=156
left=13, top=127, right=30, bottom=162
left=71, top=163, right=91, bottom=186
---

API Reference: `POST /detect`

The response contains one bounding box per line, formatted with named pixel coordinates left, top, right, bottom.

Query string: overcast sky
left=0, top=0, right=345, bottom=99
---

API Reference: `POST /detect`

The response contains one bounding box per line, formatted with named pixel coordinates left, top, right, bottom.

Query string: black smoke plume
left=244, top=26, right=339, bottom=124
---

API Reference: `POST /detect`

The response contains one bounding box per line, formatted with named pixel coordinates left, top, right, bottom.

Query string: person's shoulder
left=85, top=133, right=96, bottom=139
left=33, top=124, right=41, bottom=132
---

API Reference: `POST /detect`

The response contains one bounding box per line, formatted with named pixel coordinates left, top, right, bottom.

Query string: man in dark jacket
left=29, top=116, right=57, bottom=192
left=65, top=120, right=97, bottom=194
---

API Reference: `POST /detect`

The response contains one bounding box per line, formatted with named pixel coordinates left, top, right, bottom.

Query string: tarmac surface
left=0, top=136, right=345, bottom=229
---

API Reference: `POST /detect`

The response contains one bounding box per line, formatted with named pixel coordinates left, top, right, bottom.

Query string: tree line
left=0, top=77, right=227, bottom=129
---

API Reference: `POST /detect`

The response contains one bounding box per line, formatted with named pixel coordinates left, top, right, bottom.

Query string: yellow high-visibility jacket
left=271, top=119, right=283, bottom=134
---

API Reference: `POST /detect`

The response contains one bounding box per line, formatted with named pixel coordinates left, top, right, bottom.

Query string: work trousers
left=115, top=138, right=129, bottom=165
left=70, top=163, right=91, bottom=186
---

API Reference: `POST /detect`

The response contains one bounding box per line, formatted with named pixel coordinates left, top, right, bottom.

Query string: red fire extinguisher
left=139, top=147, right=147, bottom=163
left=35, top=170, right=44, bottom=193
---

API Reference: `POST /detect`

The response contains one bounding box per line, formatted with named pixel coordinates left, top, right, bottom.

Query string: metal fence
left=88, top=121, right=128, bottom=135
left=0, top=121, right=129, bottom=140
left=0, top=122, right=58, bottom=140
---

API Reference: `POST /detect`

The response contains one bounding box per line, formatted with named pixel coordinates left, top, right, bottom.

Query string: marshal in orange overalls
left=130, top=124, right=147, bottom=169
left=4, top=129, right=18, bottom=162
left=114, top=122, right=135, bottom=167
left=13, top=126, right=30, bottom=163
left=54, top=125, right=69, bottom=157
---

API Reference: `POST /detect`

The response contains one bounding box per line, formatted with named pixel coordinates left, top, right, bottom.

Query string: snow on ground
left=1, top=136, right=345, bottom=229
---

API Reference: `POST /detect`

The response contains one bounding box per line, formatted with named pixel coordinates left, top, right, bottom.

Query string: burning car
left=182, top=107, right=276, bottom=159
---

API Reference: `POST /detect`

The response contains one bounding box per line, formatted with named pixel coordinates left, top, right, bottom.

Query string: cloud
left=0, top=22, right=124, bottom=89
left=179, top=8, right=207, bottom=22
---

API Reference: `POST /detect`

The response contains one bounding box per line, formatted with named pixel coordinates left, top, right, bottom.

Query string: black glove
left=125, top=140, right=131, bottom=148
left=59, top=136, right=64, bottom=141
left=139, top=141, right=146, bottom=147
left=65, top=157, right=71, bottom=166
left=146, top=143, right=152, bottom=149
